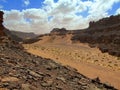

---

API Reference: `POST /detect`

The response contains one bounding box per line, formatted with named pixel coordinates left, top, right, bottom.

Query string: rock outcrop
left=0, top=11, right=6, bottom=37
left=0, top=11, right=22, bottom=43
left=50, top=28, right=68, bottom=35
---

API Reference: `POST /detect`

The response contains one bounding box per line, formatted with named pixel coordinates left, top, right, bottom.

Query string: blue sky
left=0, top=0, right=44, bottom=10
left=0, top=0, right=120, bottom=33
left=108, top=2, right=120, bottom=15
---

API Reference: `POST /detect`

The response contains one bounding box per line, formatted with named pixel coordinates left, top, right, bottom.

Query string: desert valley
left=0, top=9, right=120, bottom=90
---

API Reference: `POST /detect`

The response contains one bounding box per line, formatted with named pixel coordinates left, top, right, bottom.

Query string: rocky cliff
left=89, top=15, right=120, bottom=29
left=71, top=15, right=120, bottom=57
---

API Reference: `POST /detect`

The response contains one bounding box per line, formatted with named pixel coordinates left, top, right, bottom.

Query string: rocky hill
left=0, top=11, right=117, bottom=90
left=71, top=15, right=120, bottom=57
left=50, top=28, right=68, bottom=35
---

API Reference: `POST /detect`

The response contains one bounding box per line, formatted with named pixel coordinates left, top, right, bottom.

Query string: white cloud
left=4, top=10, right=23, bottom=21
left=87, top=0, right=120, bottom=21
left=23, top=8, right=47, bottom=19
left=23, top=0, right=30, bottom=6
left=3, top=9, right=49, bottom=34
left=115, top=8, right=120, bottom=14
left=3, top=0, right=120, bottom=34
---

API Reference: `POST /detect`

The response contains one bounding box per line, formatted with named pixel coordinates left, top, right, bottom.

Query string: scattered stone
left=1, top=77, right=19, bottom=82
left=28, top=70, right=43, bottom=78
left=48, top=62, right=59, bottom=69
left=41, top=79, right=53, bottom=87
left=21, top=84, right=30, bottom=90
left=56, top=77, right=66, bottom=83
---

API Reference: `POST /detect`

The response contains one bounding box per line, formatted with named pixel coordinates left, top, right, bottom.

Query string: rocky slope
left=0, top=11, right=117, bottom=90
left=1, top=43, right=117, bottom=90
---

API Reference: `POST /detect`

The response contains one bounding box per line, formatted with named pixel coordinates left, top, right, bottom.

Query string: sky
left=0, top=0, right=120, bottom=34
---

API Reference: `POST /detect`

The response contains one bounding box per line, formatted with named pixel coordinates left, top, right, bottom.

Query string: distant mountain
left=3, top=29, right=39, bottom=42
left=3, top=28, right=23, bottom=42
left=11, top=31, right=37, bottom=39
left=2, top=28, right=38, bottom=42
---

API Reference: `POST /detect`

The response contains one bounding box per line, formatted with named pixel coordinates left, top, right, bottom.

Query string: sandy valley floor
left=23, top=36, right=120, bottom=89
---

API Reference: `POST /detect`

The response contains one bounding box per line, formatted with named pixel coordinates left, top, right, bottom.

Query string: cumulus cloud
left=3, top=0, right=120, bottom=34
left=3, top=9, right=49, bottom=34
left=87, top=0, right=120, bottom=21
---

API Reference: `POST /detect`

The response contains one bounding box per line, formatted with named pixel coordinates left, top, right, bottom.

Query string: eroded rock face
left=0, top=11, right=3, bottom=23
left=0, top=11, right=6, bottom=36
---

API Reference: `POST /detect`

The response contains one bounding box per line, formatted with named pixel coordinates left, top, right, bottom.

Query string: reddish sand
left=23, top=35, right=120, bottom=89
